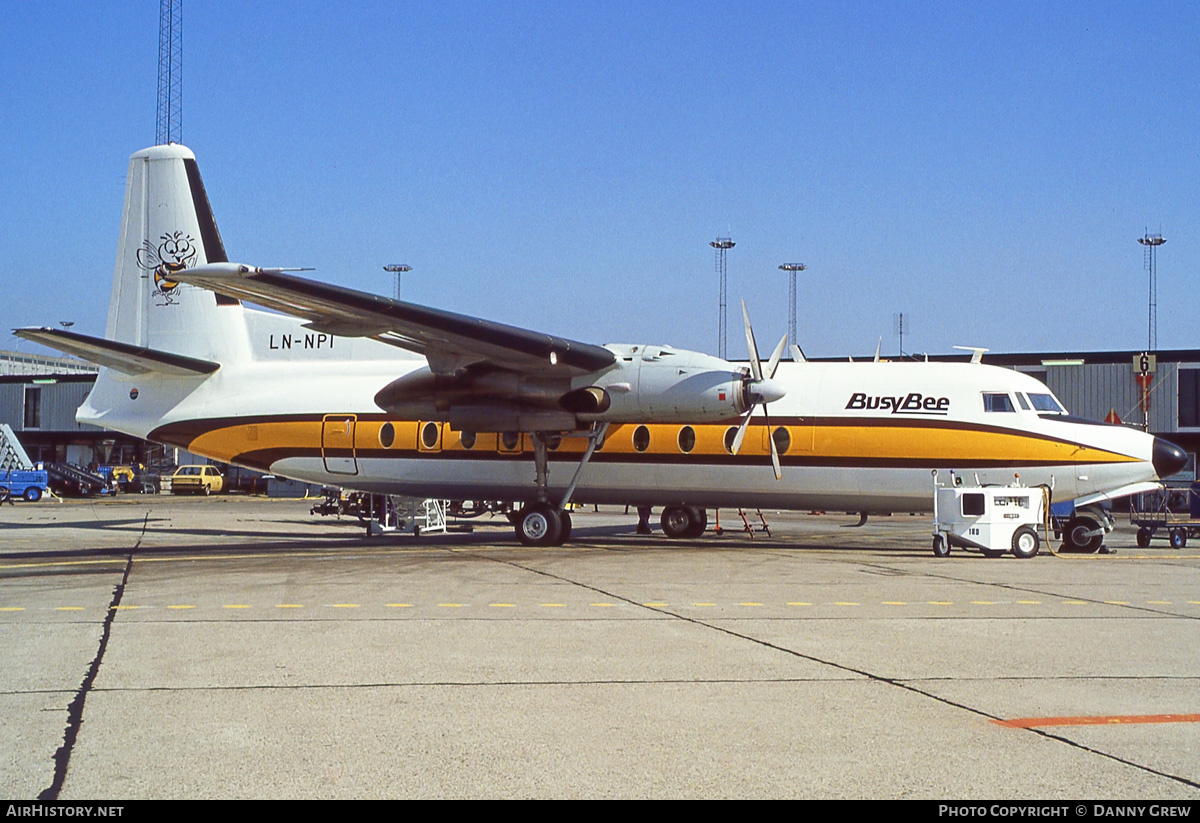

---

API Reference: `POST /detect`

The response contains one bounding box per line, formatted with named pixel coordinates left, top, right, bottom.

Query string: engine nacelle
left=372, top=345, right=776, bottom=431
left=577, top=345, right=749, bottom=423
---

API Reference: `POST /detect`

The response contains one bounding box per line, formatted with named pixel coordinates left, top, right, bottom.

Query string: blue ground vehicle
left=0, top=468, right=50, bottom=502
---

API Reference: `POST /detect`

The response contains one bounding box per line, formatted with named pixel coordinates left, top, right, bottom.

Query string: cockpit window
left=1015, top=393, right=1031, bottom=410
left=1028, top=393, right=1065, bottom=414
left=983, top=392, right=1015, bottom=413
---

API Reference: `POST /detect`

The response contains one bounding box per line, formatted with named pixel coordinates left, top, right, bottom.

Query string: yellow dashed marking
left=787, top=602, right=812, bottom=606
left=490, top=603, right=516, bottom=608
left=835, top=602, right=859, bottom=606
left=277, top=604, right=303, bottom=609
left=927, top=601, right=953, bottom=605
left=591, top=603, right=616, bottom=607
left=1104, top=601, right=1130, bottom=606
left=1063, top=600, right=1088, bottom=605
left=385, top=603, right=412, bottom=608
left=643, top=602, right=667, bottom=607
left=882, top=601, right=907, bottom=605
left=0, top=607, right=25, bottom=612
left=540, top=603, right=566, bottom=608
left=1018, top=600, right=1041, bottom=604
left=970, top=601, right=996, bottom=605
left=739, top=602, right=763, bottom=607
left=439, top=603, right=465, bottom=608
left=166, top=605, right=195, bottom=610
left=1147, top=600, right=1171, bottom=605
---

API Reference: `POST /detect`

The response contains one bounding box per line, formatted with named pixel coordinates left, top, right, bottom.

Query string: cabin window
left=459, top=430, right=476, bottom=450
left=772, top=427, right=791, bottom=455
left=379, top=422, right=395, bottom=448
left=982, top=393, right=1015, bottom=413
left=545, top=434, right=562, bottom=451
left=677, top=426, right=696, bottom=453
left=1015, top=393, right=1031, bottom=411
left=501, top=431, right=520, bottom=451
left=633, top=425, right=650, bottom=452
left=961, top=493, right=985, bottom=516
left=421, top=422, right=440, bottom=449
left=723, top=426, right=738, bottom=454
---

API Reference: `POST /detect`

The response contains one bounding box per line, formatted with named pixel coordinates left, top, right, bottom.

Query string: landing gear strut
left=512, top=423, right=606, bottom=546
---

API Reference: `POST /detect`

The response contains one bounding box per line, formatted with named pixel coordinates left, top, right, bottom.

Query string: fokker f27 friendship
left=17, top=144, right=1188, bottom=551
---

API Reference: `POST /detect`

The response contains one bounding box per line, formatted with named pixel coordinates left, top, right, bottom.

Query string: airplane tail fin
left=105, top=144, right=246, bottom=362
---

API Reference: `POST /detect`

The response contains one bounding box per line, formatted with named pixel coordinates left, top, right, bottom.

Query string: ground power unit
left=932, top=472, right=1048, bottom=559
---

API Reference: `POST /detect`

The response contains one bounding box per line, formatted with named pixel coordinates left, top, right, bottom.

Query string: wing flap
left=13, top=328, right=220, bottom=376
left=174, top=264, right=617, bottom=375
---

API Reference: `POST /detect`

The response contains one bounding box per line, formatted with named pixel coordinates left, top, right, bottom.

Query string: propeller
left=731, top=301, right=788, bottom=479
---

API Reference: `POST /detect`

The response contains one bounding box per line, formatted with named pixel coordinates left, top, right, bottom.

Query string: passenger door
left=322, top=414, right=358, bottom=475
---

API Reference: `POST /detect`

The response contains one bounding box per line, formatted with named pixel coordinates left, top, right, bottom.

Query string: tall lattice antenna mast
left=156, top=0, right=183, bottom=145
left=711, top=237, right=734, bottom=359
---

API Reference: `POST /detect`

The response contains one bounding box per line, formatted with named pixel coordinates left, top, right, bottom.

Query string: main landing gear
left=659, top=505, right=707, bottom=539
left=511, top=424, right=606, bottom=546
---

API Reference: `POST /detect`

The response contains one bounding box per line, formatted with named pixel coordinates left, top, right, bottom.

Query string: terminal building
left=3, top=347, right=1198, bottom=485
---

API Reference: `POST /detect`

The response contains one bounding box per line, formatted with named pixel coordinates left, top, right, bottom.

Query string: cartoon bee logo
left=137, top=231, right=198, bottom=306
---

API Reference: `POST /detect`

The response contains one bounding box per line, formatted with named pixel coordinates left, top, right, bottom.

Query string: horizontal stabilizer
left=13, top=328, right=220, bottom=376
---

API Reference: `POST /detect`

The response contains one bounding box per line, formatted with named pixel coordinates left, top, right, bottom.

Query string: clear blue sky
left=3, top=1, right=1197, bottom=359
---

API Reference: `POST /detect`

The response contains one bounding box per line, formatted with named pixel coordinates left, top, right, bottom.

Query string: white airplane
left=17, top=144, right=1188, bottom=554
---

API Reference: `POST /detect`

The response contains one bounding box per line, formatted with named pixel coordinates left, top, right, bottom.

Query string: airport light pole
left=778, top=264, right=806, bottom=355
left=383, top=264, right=411, bottom=301
left=1137, top=232, right=1165, bottom=352
left=711, top=237, right=734, bottom=359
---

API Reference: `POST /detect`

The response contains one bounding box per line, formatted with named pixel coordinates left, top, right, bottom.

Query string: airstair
left=364, top=496, right=449, bottom=536
left=0, top=424, right=33, bottom=471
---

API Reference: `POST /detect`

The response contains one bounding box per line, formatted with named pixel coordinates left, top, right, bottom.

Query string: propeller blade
left=741, top=300, right=762, bottom=382
left=730, top=411, right=752, bottom=455
left=762, top=404, right=781, bottom=480
left=766, top=334, right=787, bottom=379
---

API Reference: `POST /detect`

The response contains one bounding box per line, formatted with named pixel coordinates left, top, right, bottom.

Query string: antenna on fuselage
left=953, top=345, right=989, bottom=364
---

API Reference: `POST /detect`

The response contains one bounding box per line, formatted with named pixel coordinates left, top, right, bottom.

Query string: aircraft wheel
left=1062, top=516, right=1103, bottom=553
left=553, top=511, right=573, bottom=545
left=1169, top=528, right=1187, bottom=550
left=932, top=534, right=950, bottom=557
left=660, top=506, right=695, bottom=539
left=515, top=503, right=561, bottom=547
left=1010, top=526, right=1039, bottom=559
left=24, top=487, right=42, bottom=503
left=1136, top=527, right=1153, bottom=548
left=684, top=507, right=707, bottom=538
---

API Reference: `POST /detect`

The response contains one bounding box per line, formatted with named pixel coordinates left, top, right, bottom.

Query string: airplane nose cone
left=752, top=377, right=787, bottom=405
left=1152, top=437, right=1188, bottom=479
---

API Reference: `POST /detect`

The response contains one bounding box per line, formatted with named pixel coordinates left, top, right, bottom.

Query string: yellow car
left=170, top=465, right=224, bottom=495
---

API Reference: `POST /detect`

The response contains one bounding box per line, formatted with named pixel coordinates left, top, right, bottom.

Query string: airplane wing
left=175, top=263, right=616, bottom=376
